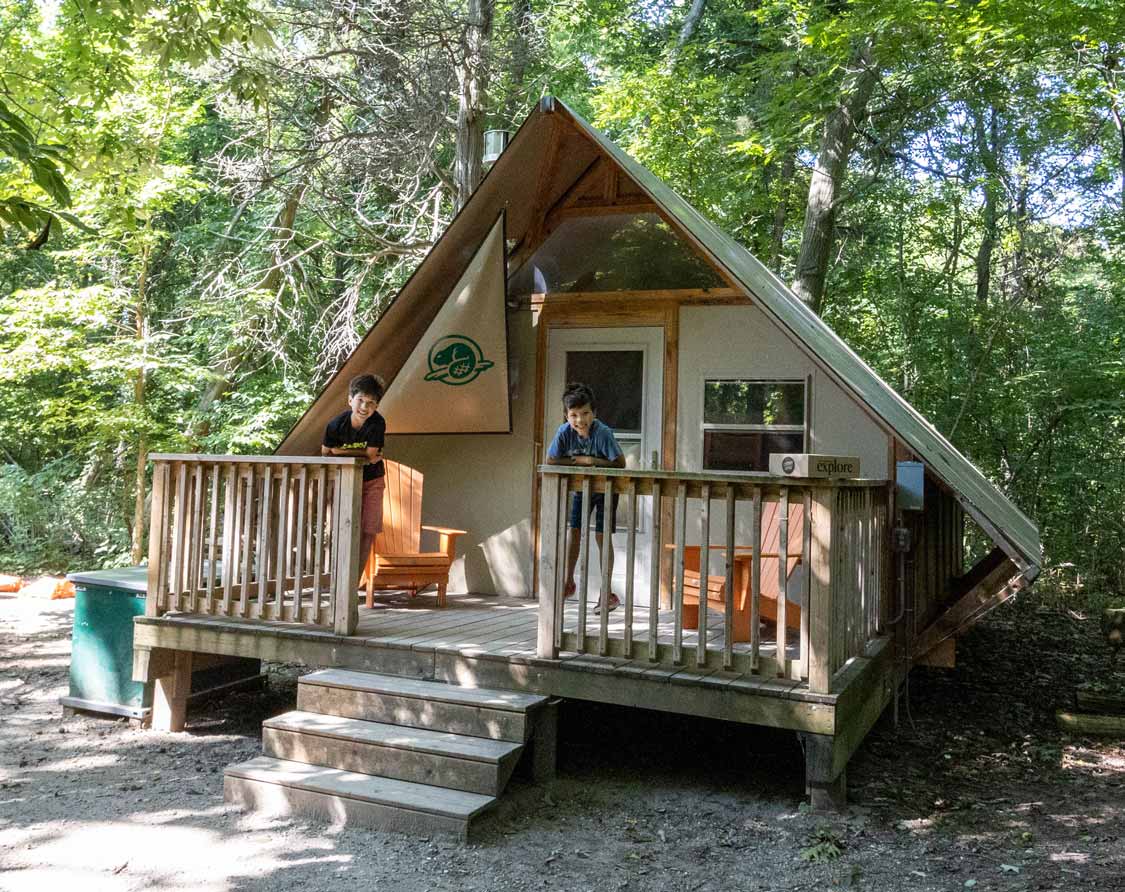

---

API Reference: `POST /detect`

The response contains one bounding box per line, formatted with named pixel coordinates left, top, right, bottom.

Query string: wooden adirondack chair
left=360, top=460, right=466, bottom=608
left=681, top=499, right=804, bottom=642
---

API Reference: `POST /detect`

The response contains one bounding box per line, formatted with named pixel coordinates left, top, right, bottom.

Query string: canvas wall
left=383, top=308, right=538, bottom=597
left=675, top=304, right=891, bottom=594
left=677, top=305, right=890, bottom=478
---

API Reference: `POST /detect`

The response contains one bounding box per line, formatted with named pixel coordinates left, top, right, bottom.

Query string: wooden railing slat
left=204, top=465, right=220, bottom=612
left=576, top=477, right=592, bottom=646
left=648, top=480, right=662, bottom=662
left=672, top=481, right=687, bottom=666
left=722, top=487, right=735, bottom=670
left=554, top=477, right=568, bottom=650
left=221, top=463, right=237, bottom=612
left=624, top=478, right=637, bottom=659
left=255, top=465, right=273, bottom=616
left=750, top=486, right=762, bottom=671
left=598, top=478, right=615, bottom=656
left=312, top=467, right=327, bottom=611
left=273, top=464, right=291, bottom=620
left=292, top=468, right=308, bottom=619
left=170, top=463, right=187, bottom=612
left=696, top=483, right=711, bottom=668
left=238, top=467, right=254, bottom=616
left=189, top=464, right=205, bottom=614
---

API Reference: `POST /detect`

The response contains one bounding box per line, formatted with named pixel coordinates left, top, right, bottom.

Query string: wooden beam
left=541, top=155, right=603, bottom=231
left=529, top=288, right=742, bottom=309
left=152, top=650, right=192, bottom=732
left=549, top=202, right=660, bottom=224
left=916, top=637, right=956, bottom=668
left=914, top=549, right=1022, bottom=659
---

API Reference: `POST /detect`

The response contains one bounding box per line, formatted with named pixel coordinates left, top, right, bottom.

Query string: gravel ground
left=0, top=589, right=1122, bottom=891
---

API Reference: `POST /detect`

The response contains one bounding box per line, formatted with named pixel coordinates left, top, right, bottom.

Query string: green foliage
left=1, top=0, right=1124, bottom=592
left=800, top=825, right=844, bottom=862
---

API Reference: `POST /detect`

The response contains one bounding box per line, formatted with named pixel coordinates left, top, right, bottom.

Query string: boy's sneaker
left=594, top=593, right=621, bottom=614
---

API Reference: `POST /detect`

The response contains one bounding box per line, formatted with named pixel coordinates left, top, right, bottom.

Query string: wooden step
left=262, top=711, right=522, bottom=796
left=297, top=669, right=547, bottom=742
left=224, top=756, right=494, bottom=840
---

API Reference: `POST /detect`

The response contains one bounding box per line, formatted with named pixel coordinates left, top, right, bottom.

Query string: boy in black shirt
left=321, top=374, right=387, bottom=582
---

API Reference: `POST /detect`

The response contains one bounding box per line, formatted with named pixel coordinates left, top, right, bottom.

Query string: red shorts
left=361, top=477, right=385, bottom=536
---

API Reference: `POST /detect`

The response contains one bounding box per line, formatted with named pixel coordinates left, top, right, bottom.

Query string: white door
left=545, top=327, right=663, bottom=600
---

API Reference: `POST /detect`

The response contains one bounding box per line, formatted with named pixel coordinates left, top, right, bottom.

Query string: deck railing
left=145, top=455, right=365, bottom=635
left=535, top=467, right=890, bottom=693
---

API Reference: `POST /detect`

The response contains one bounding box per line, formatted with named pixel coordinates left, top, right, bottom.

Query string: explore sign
left=769, top=453, right=861, bottom=479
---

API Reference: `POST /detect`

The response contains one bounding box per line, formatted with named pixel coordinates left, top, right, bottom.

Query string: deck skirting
left=132, top=596, right=893, bottom=740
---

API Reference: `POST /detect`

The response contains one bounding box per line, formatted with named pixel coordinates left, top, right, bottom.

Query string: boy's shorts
left=361, top=477, right=386, bottom=536
left=568, top=492, right=620, bottom=534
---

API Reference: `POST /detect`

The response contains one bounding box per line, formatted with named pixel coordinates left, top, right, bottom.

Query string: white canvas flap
left=378, top=214, right=510, bottom=433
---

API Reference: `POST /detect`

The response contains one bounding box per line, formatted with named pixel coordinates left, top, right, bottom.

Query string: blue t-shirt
left=547, top=419, right=623, bottom=462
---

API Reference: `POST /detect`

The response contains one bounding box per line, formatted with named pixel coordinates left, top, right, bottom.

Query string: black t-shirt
left=323, top=409, right=386, bottom=481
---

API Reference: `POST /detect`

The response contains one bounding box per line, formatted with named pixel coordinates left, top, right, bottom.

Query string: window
left=702, top=379, right=806, bottom=473
left=508, top=212, right=725, bottom=295
left=564, top=349, right=644, bottom=469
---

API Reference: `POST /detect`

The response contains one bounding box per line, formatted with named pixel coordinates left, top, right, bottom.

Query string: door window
left=564, top=349, right=644, bottom=469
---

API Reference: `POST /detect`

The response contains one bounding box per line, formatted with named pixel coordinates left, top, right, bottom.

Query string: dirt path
left=1, top=591, right=1122, bottom=891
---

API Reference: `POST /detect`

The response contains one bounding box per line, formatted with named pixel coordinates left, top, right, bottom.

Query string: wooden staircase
left=224, top=668, right=552, bottom=839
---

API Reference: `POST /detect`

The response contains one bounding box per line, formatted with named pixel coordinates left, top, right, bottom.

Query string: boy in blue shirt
left=546, top=383, right=626, bottom=612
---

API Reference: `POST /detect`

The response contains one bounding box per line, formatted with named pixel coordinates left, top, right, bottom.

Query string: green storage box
left=62, top=567, right=263, bottom=721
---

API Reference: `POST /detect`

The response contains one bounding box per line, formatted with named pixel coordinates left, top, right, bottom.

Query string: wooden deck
left=133, top=591, right=893, bottom=744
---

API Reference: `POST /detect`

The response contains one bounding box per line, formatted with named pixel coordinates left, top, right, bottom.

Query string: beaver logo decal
left=424, top=334, right=495, bottom=386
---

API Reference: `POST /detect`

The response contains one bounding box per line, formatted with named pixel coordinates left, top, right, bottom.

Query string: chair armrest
left=422, top=525, right=467, bottom=559
left=422, top=525, right=468, bottom=536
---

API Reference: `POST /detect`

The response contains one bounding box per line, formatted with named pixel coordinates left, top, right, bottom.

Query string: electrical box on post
left=896, top=461, right=924, bottom=512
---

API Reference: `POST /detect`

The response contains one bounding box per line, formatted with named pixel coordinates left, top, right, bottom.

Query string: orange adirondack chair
left=360, top=460, right=466, bottom=608
left=681, top=499, right=804, bottom=642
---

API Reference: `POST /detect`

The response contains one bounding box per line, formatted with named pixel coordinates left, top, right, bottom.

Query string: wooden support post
left=145, top=461, right=171, bottom=618
left=333, top=462, right=364, bottom=636
left=537, top=473, right=561, bottom=659
left=530, top=699, right=560, bottom=783
left=803, top=733, right=847, bottom=812
left=808, top=487, right=835, bottom=694
left=152, top=650, right=193, bottom=732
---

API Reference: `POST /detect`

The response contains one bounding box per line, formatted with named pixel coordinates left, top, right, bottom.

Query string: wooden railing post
left=145, top=460, right=171, bottom=617
left=332, top=461, right=364, bottom=636
left=537, top=472, right=562, bottom=659
left=808, top=486, right=836, bottom=694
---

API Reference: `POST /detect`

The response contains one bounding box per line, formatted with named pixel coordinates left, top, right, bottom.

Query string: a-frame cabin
left=133, top=98, right=1041, bottom=829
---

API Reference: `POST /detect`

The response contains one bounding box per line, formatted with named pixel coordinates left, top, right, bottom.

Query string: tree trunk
left=454, top=0, right=496, bottom=210
left=130, top=243, right=151, bottom=564
left=792, top=38, right=878, bottom=314
left=768, top=149, right=796, bottom=273
left=972, top=103, right=1001, bottom=305
left=666, top=0, right=706, bottom=68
